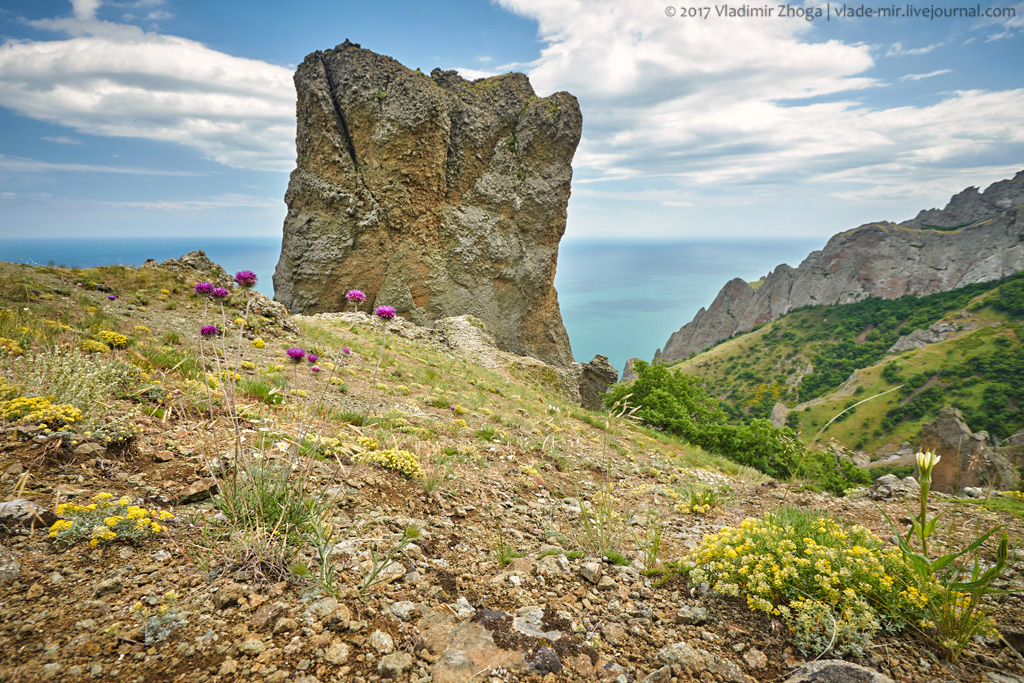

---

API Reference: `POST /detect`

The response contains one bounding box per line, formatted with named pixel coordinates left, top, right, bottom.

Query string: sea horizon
left=0, top=235, right=822, bottom=374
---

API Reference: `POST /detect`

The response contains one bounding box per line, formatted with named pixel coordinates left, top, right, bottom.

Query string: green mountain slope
left=669, top=272, right=1024, bottom=455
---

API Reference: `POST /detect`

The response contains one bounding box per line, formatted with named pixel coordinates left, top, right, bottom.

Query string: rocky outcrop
left=657, top=171, right=1024, bottom=363
left=576, top=355, right=619, bottom=411
left=886, top=322, right=959, bottom=354
left=273, top=41, right=581, bottom=367
left=921, top=407, right=1020, bottom=493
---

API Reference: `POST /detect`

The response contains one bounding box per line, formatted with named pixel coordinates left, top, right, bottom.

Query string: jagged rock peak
left=274, top=41, right=581, bottom=367
left=656, top=170, right=1024, bottom=363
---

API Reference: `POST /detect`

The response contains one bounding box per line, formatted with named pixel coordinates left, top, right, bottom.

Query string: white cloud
left=898, top=69, right=952, bottom=82
left=41, top=135, right=83, bottom=145
left=886, top=41, right=944, bottom=56
left=496, top=0, right=1024, bottom=204
left=0, top=153, right=200, bottom=175
left=0, top=15, right=294, bottom=170
left=453, top=66, right=501, bottom=80
left=71, top=0, right=102, bottom=20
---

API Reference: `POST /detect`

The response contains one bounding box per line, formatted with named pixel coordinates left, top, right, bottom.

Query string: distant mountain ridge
left=655, top=170, right=1024, bottom=363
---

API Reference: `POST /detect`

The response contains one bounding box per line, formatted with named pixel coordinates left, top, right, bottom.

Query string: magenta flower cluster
left=374, top=305, right=396, bottom=320
left=107, top=294, right=117, bottom=301
left=194, top=282, right=213, bottom=296
left=200, top=324, right=219, bottom=337
left=233, top=270, right=258, bottom=288
left=286, top=347, right=306, bottom=362
left=342, top=346, right=351, bottom=355
left=346, top=289, right=366, bottom=303
left=211, top=287, right=230, bottom=299
left=307, top=354, right=318, bottom=364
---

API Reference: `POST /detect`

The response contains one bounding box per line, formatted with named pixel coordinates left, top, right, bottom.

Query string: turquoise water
left=0, top=236, right=821, bottom=374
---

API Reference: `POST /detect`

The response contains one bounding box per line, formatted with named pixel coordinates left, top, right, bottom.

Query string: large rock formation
left=656, top=171, right=1024, bottom=363
left=273, top=41, right=581, bottom=367
left=920, top=407, right=1020, bottom=493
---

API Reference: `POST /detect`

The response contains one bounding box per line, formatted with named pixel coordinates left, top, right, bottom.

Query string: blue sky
left=0, top=0, right=1022, bottom=242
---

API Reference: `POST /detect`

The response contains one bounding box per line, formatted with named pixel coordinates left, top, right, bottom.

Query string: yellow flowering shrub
left=356, top=436, right=379, bottom=451
left=252, top=337, right=266, bottom=349
left=686, top=508, right=923, bottom=657
left=50, top=492, right=173, bottom=547
left=0, top=337, right=25, bottom=356
left=240, top=361, right=257, bottom=371
left=79, top=339, right=111, bottom=354
left=95, top=330, right=129, bottom=348
left=1, top=396, right=82, bottom=427
left=354, top=448, right=424, bottom=479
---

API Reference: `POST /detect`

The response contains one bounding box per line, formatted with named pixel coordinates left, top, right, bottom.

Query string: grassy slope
left=669, top=280, right=1024, bottom=456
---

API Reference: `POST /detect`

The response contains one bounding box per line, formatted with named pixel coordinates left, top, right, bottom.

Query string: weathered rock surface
left=657, top=171, right=1024, bottom=362
left=921, top=406, right=1020, bottom=493
left=274, top=40, right=581, bottom=366
left=784, top=659, right=896, bottom=683
left=576, top=355, right=619, bottom=411
left=887, top=321, right=959, bottom=354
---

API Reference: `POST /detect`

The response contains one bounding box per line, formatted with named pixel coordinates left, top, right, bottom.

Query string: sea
left=0, top=236, right=822, bottom=375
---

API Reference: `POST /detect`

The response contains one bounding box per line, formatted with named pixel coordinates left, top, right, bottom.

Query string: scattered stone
left=239, top=637, right=266, bottom=656
left=93, top=577, right=123, bottom=598
left=536, top=552, right=570, bottom=578
left=252, top=603, right=285, bottom=630
left=641, top=665, right=672, bottom=683
left=212, top=583, right=244, bottom=609
left=369, top=629, right=395, bottom=654
left=73, top=442, right=105, bottom=457
left=783, top=660, right=896, bottom=683
left=176, top=477, right=218, bottom=504
left=324, top=640, right=350, bottom=665
left=657, top=641, right=712, bottom=672
left=596, top=575, right=618, bottom=591
left=390, top=601, right=420, bottom=621
left=26, top=582, right=44, bottom=600
left=579, top=562, right=603, bottom=584
left=0, top=546, right=20, bottom=583
left=0, top=499, right=57, bottom=530
left=512, top=606, right=562, bottom=640
left=743, top=647, right=768, bottom=669
left=529, top=646, right=562, bottom=675
left=676, top=606, right=708, bottom=625
left=378, top=652, right=414, bottom=678
left=273, top=617, right=298, bottom=635
left=153, top=450, right=175, bottom=463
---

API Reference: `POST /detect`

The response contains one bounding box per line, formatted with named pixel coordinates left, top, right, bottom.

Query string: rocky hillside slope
left=2, top=259, right=1024, bottom=683
left=273, top=40, right=581, bottom=367
left=656, top=170, right=1024, bottom=363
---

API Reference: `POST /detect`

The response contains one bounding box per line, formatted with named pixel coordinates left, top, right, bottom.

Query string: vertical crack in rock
left=274, top=41, right=580, bottom=366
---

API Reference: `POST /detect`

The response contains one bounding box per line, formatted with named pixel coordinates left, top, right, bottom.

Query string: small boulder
left=783, top=660, right=896, bottom=683
left=0, top=499, right=57, bottom=530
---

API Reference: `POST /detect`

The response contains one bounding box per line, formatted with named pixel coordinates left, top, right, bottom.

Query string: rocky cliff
left=273, top=41, right=581, bottom=367
left=656, top=171, right=1024, bottom=363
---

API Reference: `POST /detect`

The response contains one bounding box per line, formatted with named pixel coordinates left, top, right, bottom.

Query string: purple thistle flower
left=200, top=324, right=219, bottom=337
left=286, top=347, right=306, bottom=362
left=194, top=282, right=213, bottom=296
left=211, top=287, right=230, bottom=299
left=346, top=289, right=366, bottom=303
left=233, top=270, right=258, bottom=289
left=311, top=365, right=321, bottom=374
left=307, top=354, right=318, bottom=364
left=374, top=305, right=396, bottom=320
left=108, top=294, right=117, bottom=300
left=342, top=346, right=351, bottom=355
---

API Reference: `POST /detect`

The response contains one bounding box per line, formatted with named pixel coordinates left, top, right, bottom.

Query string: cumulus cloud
left=0, top=14, right=294, bottom=170
left=497, top=0, right=1024, bottom=201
